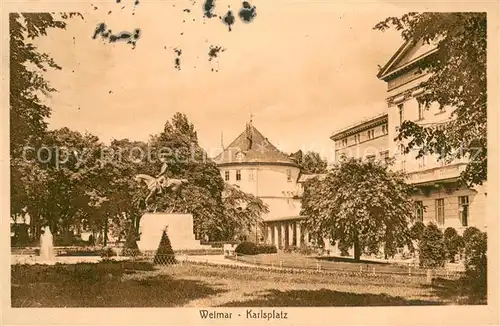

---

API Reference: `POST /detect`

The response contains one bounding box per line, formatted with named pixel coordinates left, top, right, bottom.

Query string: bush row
left=412, top=223, right=486, bottom=272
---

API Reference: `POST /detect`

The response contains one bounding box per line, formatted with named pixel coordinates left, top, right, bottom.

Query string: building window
left=398, top=103, right=404, bottom=125
left=435, top=198, right=445, bottom=225
left=236, top=170, right=241, bottom=181
left=417, top=98, right=425, bottom=120
left=367, top=129, right=375, bottom=140
left=418, top=156, right=426, bottom=169
left=342, top=138, right=347, bottom=147
left=224, top=171, right=230, bottom=181
left=366, top=155, right=375, bottom=162
left=380, top=150, right=389, bottom=162
left=286, top=169, right=292, bottom=182
left=382, top=124, right=388, bottom=135
left=354, top=134, right=360, bottom=144
left=415, top=200, right=424, bottom=222
left=248, top=169, right=255, bottom=182
left=458, top=196, right=469, bottom=227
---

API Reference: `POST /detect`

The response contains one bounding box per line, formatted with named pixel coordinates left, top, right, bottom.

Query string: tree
left=443, top=227, right=463, bottom=263
left=375, top=13, right=487, bottom=186
left=141, top=113, right=226, bottom=239
left=10, top=13, right=83, bottom=241
left=419, top=223, right=445, bottom=268
left=290, top=150, right=328, bottom=174
left=301, top=157, right=415, bottom=261
left=219, top=184, right=269, bottom=241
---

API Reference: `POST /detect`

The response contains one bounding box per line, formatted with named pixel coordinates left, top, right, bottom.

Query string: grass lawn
left=11, top=260, right=482, bottom=307
left=233, top=253, right=426, bottom=274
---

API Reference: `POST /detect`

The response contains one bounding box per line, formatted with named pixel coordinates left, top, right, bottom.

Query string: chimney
left=246, top=121, right=253, bottom=150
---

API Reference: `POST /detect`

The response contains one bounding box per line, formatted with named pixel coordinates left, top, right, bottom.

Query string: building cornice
left=386, top=84, right=425, bottom=107
left=331, top=114, right=388, bottom=141
left=217, top=161, right=299, bottom=168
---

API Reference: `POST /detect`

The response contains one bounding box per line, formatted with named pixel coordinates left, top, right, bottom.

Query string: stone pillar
left=288, top=223, right=294, bottom=247
left=267, top=225, right=272, bottom=245
left=280, top=223, right=286, bottom=249
left=303, top=229, right=308, bottom=246
left=296, top=223, right=301, bottom=248
left=273, top=224, right=279, bottom=247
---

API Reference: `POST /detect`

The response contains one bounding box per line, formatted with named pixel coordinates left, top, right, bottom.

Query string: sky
left=33, top=0, right=406, bottom=162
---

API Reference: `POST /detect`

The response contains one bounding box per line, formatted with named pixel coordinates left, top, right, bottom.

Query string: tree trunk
left=353, top=233, right=361, bottom=261
left=104, top=216, right=108, bottom=246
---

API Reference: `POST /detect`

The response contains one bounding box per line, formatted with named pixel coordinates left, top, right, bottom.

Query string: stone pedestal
left=137, top=213, right=206, bottom=251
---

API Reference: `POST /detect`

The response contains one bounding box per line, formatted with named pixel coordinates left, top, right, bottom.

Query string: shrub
left=443, top=227, right=463, bottom=263
left=122, top=231, right=141, bottom=257
left=100, top=246, right=117, bottom=258
left=464, top=230, right=487, bottom=274
left=235, top=242, right=277, bottom=255
left=153, top=228, right=176, bottom=265
left=463, top=230, right=487, bottom=298
left=419, top=223, right=445, bottom=268
left=298, top=246, right=314, bottom=256
left=258, top=244, right=277, bottom=254
left=338, top=241, right=350, bottom=257
left=235, top=241, right=258, bottom=255
left=463, top=226, right=481, bottom=244
left=410, top=221, right=425, bottom=242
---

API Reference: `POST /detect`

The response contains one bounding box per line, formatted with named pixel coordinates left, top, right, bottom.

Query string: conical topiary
left=153, top=227, right=177, bottom=265
left=123, top=230, right=141, bottom=257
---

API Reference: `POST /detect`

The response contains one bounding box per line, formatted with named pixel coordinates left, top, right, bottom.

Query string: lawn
left=11, top=259, right=482, bottom=307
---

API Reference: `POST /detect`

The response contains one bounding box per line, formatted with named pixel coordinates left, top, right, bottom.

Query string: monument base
left=136, top=213, right=208, bottom=251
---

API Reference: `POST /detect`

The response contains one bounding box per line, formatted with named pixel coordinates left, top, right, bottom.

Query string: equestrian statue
left=134, top=160, right=188, bottom=210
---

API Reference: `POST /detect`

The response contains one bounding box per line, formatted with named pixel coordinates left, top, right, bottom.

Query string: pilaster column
left=296, top=222, right=301, bottom=248
left=266, top=225, right=272, bottom=245
left=288, top=222, right=294, bottom=247
left=280, top=223, right=286, bottom=249
left=273, top=224, right=279, bottom=247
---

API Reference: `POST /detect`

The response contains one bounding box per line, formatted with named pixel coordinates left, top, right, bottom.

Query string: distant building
left=331, top=112, right=389, bottom=164
left=215, top=120, right=313, bottom=249
left=330, top=39, right=487, bottom=233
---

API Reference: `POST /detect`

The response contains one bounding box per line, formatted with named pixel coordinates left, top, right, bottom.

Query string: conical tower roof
left=215, top=123, right=298, bottom=167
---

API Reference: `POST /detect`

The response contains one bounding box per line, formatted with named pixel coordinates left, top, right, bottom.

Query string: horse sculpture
left=134, top=174, right=189, bottom=209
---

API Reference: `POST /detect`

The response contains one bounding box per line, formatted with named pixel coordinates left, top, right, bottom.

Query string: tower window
left=286, top=169, right=292, bottom=182
left=236, top=170, right=241, bottom=181
left=248, top=169, right=255, bottom=182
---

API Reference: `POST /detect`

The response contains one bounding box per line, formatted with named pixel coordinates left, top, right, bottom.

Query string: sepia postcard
left=1, top=0, right=499, bottom=325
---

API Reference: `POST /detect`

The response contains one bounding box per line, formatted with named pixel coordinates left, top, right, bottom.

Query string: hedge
left=235, top=242, right=277, bottom=255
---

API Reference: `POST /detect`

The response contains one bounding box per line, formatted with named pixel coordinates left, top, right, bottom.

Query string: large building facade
left=214, top=122, right=310, bottom=249
left=332, top=39, right=487, bottom=233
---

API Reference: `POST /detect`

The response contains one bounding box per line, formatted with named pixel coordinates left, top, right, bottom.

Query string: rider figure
left=155, top=157, right=169, bottom=191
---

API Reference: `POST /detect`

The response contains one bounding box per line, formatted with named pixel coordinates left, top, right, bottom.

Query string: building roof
left=265, top=215, right=305, bottom=222
left=377, top=38, right=438, bottom=81
left=297, top=174, right=326, bottom=183
left=215, top=122, right=299, bottom=167
left=331, top=112, right=388, bottom=141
